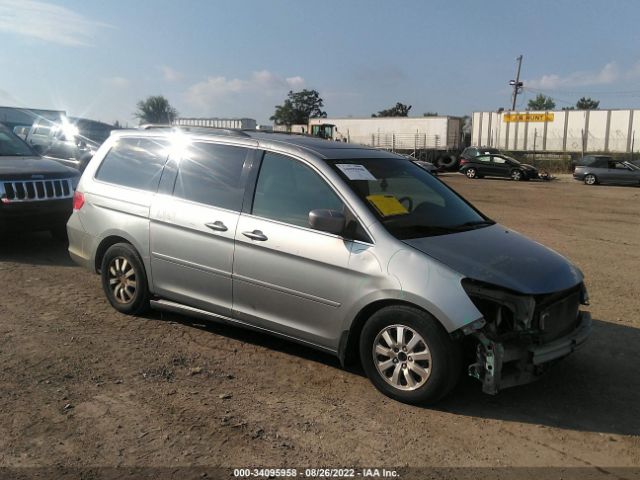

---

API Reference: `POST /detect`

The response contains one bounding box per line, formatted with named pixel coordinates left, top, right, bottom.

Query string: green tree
left=527, top=94, right=556, bottom=111
left=576, top=97, right=600, bottom=110
left=134, top=95, right=178, bottom=125
left=372, top=102, right=412, bottom=117
left=270, top=89, right=326, bottom=126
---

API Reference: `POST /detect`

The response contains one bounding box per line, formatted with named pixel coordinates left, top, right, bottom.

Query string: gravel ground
left=0, top=174, right=638, bottom=477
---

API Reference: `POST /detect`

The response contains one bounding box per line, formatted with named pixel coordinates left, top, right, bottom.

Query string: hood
left=520, top=163, right=537, bottom=171
left=0, top=156, right=79, bottom=180
left=403, top=224, right=583, bottom=294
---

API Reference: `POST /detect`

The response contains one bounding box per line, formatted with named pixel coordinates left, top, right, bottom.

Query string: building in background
left=173, top=117, right=257, bottom=130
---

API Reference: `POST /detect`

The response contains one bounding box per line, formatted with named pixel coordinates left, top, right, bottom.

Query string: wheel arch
left=94, top=235, right=135, bottom=273
left=338, top=299, right=447, bottom=367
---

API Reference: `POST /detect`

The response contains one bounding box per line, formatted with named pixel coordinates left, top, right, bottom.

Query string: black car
left=459, top=153, right=538, bottom=181
left=0, top=124, right=80, bottom=238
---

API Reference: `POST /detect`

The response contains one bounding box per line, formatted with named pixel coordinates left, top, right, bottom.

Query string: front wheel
left=359, top=305, right=462, bottom=405
left=584, top=174, right=598, bottom=185
left=465, top=167, right=478, bottom=179
left=510, top=169, right=523, bottom=181
left=101, top=243, right=150, bottom=315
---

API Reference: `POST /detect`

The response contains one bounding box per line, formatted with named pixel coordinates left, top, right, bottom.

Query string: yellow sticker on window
left=366, top=194, right=409, bottom=217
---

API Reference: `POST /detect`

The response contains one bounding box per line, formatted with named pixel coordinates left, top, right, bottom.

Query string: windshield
left=503, top=155, right=520, bottom=165
left=625, top=161, right=640, bottom=170
left=0, top=127, right=36, bottom=156
left=328, top=157, right=493, bottom=239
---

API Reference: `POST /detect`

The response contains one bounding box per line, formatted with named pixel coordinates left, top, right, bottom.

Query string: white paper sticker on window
left=335, top=164, right=377, bottom=181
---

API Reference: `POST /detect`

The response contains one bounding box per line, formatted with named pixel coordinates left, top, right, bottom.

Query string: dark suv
left=0, top=123, right=80, bottom=238
left=26, top=116, right=112, bottom=172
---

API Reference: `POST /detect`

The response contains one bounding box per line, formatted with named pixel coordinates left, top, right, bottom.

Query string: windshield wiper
left=451, top=220, right=495, bottom=230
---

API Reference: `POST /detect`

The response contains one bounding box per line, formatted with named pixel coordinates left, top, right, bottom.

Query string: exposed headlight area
left=460, top=279, right=591, bottom=394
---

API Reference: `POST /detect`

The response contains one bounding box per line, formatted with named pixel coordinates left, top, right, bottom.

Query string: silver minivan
left=68, top=128, right=591, bottom=404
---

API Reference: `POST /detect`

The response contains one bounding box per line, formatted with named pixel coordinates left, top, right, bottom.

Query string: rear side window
left=173, top=142, right=249, bottom=211
left=252, top=152, right=344, bottom=229
left=95, top=137, right=169, bottom=191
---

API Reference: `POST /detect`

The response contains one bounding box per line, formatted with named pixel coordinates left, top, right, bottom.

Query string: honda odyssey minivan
left=67, top=128, right=591, bottom=404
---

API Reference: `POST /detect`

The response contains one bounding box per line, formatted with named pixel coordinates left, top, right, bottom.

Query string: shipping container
left=472, top=109, right=639, bottom=157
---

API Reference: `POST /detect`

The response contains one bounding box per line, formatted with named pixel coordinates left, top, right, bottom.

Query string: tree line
left=130, top=91, right=603, bottom=127
left=526, top=94, right=600, bottom=111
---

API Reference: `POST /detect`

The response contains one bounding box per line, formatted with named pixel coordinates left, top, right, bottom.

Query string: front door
left=150, top=141, right=252, bottom=317
left=490, top=155, right=510, bottom=177
left=232, top=151, right=359, bottom=349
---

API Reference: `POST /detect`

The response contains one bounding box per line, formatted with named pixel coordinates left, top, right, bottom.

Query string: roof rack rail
left=170, top=125, right=252, bottom=137
left=136, top=124, right=252, bottom=138
left=139, top=124, right=174, bottom=130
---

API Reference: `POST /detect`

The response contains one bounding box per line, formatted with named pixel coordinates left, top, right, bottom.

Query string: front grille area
left=535, top=286, right=581, bottom=342
left=1, top=178, right=73, bottom=203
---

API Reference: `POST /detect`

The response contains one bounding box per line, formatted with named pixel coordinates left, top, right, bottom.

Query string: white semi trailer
left=274, top=117, right=464, bottom=167
left=472, top=109, right=639, bottom=159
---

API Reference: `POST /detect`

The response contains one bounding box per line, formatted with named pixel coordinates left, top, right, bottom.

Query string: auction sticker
left=366, top=194, right=409, bottom=217
left=335, top=164, right=377, bottom=181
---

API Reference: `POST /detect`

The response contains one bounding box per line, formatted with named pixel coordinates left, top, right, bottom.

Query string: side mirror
left=308, top=209, right=346, bottom=235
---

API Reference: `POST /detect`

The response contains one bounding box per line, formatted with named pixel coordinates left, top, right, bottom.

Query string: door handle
left=242, top=230, right=268, bottom=241
left=205, top=221, right=228, bottom=232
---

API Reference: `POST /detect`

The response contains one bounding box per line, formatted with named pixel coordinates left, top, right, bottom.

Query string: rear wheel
left=101, top=243, right=150, bottom=315
left=359, top=305, right=461, bottom=405
left=465, top=167, right=478, bottom=179
left=584, top=174, right=598, bottom=185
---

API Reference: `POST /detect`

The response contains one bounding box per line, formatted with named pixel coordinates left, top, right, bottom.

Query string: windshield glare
left=329, top=157, right=492, bottom=239
left=0, top=128, right=36, bottom=157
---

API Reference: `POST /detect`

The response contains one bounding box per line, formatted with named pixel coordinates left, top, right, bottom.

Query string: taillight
left=73, top=191, right=85, bottom=210
left=460, top=159, right=468, bottom=165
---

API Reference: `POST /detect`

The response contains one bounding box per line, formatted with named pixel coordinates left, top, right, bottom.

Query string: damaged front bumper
left=460, top=279, right=592, bottom=395
left=468, top=311, right=592, bottom=394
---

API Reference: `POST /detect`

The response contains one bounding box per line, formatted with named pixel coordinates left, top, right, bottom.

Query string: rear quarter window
left=95, top=137, right=169, bottom=191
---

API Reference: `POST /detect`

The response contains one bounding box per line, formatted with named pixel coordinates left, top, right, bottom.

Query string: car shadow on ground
left=436, top=319, right=640, bottom=436
left=154, top=311, right=639, bottom=436
left=0, top=231, right=74, bottom=267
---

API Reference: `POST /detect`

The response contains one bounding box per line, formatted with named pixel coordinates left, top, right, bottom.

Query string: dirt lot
left=1, top=175, right=639, bottom=476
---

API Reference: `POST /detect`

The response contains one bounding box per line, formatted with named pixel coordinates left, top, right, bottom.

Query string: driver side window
left=252, top=152, right=344, bottom=230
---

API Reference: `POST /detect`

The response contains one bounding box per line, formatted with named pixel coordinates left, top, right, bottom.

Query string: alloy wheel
left=511, top=170, right=522, bottom=181
left=466, top=168, right=476, bottom=179
left=372, top=324, right=432, bottom=391
left=107, top=256, right=137, bottom=304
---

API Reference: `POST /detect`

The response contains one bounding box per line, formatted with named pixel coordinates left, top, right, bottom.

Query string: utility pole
left=509, top=55, right=524, bottom=111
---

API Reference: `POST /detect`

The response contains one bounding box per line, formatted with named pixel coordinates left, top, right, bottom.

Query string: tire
left=359, top=305, right=462, bottom=405
left=100, top=243, right=150, bottom=315
left=438, top=154, right=457, bottom=170
left=465, top=167, right=477, bottom=179
left=584, top=174, right=598, bottom=185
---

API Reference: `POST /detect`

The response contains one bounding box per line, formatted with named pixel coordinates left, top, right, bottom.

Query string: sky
left=1, top=0, right=640, bottom=126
